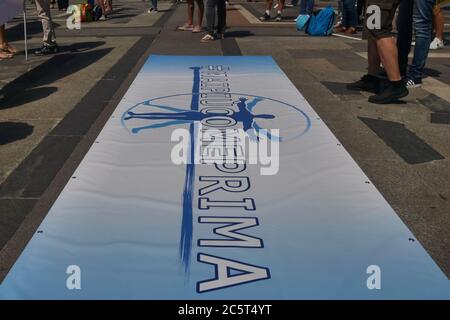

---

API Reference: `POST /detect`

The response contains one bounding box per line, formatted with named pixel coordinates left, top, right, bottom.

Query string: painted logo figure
left=124, top=97, right=276, bottom=140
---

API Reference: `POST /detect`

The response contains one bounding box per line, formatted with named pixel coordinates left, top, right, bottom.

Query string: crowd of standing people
left=0, top=0, right=448, bottom=105
left=343, top=0, right=447, bottom=104
left=0, top=0, right=114, bottom=59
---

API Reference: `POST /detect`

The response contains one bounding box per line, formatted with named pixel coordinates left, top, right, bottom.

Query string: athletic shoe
left=347, top=74, right=380, bottom=93
left=275, top=13, right=282, bottom=22
left=260, top=13, right=270, bottom=21
left=285, top=3, right=294, bottom=7
left=429, top=37, right=444, bottom=50
left=334, top=19, right=342, bottom=29
left=200, top=34, right=215, bottom=43
left=34, top=44, right=58, bottom=56
left=99, top=15, right=107, bottom=21
left=404, top=77, right=422, bottom=88
left=368, top=82, right=408, bottom=104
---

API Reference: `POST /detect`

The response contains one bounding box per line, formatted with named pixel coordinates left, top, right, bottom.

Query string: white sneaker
left=429, top=37, right=444, bottom=50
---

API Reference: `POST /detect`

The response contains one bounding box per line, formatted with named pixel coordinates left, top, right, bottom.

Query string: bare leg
left=433, top=5, right=444, bottom=41
left=0, top=25, right=13, bottom=59
left=265, top=0, right=273, bottom=11
left=0, top=25, right=6, bottom=46
left=0, top=24, right=15, bottom=55
left=376, top=37, right=402, bottom=81
left=186, top=0, right=195, bottom=26
left=278, top=0, right=285, bottom=11
left=194, top=0, right=204, bottom=30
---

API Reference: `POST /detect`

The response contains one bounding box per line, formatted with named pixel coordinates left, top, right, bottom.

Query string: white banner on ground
left=0, top=56, right=449, bottom=299
left=0, top=0, right=23, bottom=26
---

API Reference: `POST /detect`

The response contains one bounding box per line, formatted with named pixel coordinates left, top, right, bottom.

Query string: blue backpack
left=307, top=6, right=336, bottom=36
left=296, top=14, right=311, bottom=31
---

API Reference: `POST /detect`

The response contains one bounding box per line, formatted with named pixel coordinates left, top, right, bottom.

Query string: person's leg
left=105, top=0, right=113, bottom=15
left=306, top=0, right=314, bottom=14
left=205, top=0, right=217, bottom=36
left=396, top=0, right=413, bottom=77
left=260, top=0, right=273, bottom=20
left=0, top=25, right=14, bottom=59
left=275, top=0, right=285, bottom=20
left=407, top=0, right=434, bottom=84
left=430, top=4, right=445, bottom=49
left=377, top=37, right=401, bottom=81
left=341, top=0, right=349, bottom=28
left=0, top=25, right=5, bottom=46
left=195, top=0, right=205, bottom=30
left=433, top=5, right=444, bottom=41
left=186, top=0, right=195, bottom=27
left=351, top=0, right=407, bottom=103
left=299, top=0, right=306, bottom=14
left=346, top=0, right=358, bottom=31
left=217, top=0, right=226, bottom=36
left=148, top=0, right=156, bottom=11
left=153, top=0, right=158, bottom=11
left=35, top=0, right=57, bottom=46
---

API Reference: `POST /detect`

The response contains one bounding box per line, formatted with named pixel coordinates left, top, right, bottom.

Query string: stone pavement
left=0, top=0, right=450, bottom=280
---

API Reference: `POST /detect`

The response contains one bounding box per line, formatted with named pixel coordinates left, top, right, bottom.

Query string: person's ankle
left=389, top=79, right=403, bottom=87
left=366, top=73, right=379, bottom=80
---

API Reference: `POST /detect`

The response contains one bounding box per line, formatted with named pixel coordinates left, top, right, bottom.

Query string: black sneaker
left=368, top=82, right=408, bottom=104
left=347, top=74, right=380, bottom=93
left=275, top=13, right=282, bottom=21
left=34, top=44, right=58, bottom=56
left=260, top=13, right=270, bottom=21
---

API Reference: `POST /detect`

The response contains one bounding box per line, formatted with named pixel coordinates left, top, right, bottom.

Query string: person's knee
left=413, top=15, right=433, bottom=38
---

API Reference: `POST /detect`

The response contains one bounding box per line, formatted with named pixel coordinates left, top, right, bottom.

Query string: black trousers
left=206, top=0, right=226, bottom=35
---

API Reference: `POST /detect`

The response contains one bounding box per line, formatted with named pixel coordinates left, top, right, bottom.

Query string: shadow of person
left=0, top=42, right=112, bottom=110
left=0, top=122, right=34, bottom=145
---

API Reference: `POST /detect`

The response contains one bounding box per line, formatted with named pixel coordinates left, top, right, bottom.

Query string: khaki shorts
left=363, top=0, right=400, bottom=40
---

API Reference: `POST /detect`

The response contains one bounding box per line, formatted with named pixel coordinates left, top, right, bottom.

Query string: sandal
left=177, top=24, right=194, bottom=31
left=0, top=51, right=13, bottom=59
left=1, top=44, right=17, bottom=54
left=192, top=26, right=203, bottom=33
left=200, top=34, right=215, bottom=43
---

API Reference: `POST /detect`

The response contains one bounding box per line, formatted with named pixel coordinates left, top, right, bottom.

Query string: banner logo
left=121, top=65, right=311, bottom=293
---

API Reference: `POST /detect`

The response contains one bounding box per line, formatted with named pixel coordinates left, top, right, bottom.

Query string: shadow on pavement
left=225, top=30, right=254, bottom=38
left=0, top=122, right=34, bottom=145
left=0, top=42, right=112, bottom=110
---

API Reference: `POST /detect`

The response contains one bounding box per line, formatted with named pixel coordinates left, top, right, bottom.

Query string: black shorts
left=363, top=0, right=400, bottom=40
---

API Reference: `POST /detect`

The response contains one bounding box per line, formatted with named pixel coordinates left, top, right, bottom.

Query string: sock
left=390, top=80, right=403, bottom=87
left=266, top=10, right=270, bottom=15
left=366, top=74, right=379, bottom=82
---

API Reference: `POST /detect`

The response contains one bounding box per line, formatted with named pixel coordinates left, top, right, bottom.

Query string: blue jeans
left=342, top=0, right=357, bottom=28
left=397, top=0, right=435, bottom=82
left=299, top=0, right=314, bottom=14
left=149, top=0, right=158, bottom=10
